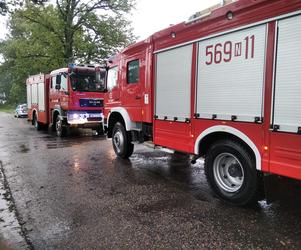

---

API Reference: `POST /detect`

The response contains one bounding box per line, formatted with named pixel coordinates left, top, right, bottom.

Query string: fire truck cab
left=27, top=64, right=106, bottom=136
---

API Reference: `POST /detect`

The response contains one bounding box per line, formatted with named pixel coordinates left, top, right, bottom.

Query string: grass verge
left=0, top=104, right=15, bottom=114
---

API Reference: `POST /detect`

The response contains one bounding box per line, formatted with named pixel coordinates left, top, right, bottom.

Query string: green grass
left=0, top=104, right=15, bottom=113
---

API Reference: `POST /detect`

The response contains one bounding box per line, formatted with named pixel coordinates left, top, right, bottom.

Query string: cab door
left=59, top=73, right=69, bottom=110
left=49, top=74, right=69, bottom=112
left=121, top=56, right=143, bottom=121
left=49, top=75, right=60, bottom=110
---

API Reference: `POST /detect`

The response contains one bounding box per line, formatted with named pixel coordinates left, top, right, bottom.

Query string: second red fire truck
left=102, top=0, right=301, bottom=205
left=26, top=64, right=106, bottom=136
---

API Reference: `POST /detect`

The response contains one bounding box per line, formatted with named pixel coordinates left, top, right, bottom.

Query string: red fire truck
left=26, top=65, right=106, bottom=136
left=103, top=0, right=301, bottom=205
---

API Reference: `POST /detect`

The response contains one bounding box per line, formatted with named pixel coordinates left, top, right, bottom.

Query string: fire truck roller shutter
left=31, top=83, right=38, bottom=105
left=272, top=15, right=301, bottom=133
left=38, top=81, right=45, bottom=111
left=196, top=24, right=267, bottom=122
left=155, top=44, right=193, bottom=122
left=27, top=84, right=32, bottom=109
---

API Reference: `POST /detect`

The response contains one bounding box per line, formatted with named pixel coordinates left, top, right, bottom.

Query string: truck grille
left=87, top=117, right=102, bottom=122
left=79, top=99, right=103, bottom=107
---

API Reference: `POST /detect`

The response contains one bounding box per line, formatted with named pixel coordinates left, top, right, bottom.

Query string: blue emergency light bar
left=68, top=63, right=76, bottom=69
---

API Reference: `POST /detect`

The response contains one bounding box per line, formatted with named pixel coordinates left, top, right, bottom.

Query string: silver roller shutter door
left=155, top=44, right=193, bottom=121
left=31, top=83, right=38, bottom=104
left=38, top=82, right=45, bottom=111
left=27, top=84, right=32, bottom=109
left=273, top=15, right=301, bottom=133
left=196, top=24, right=267, bottom=122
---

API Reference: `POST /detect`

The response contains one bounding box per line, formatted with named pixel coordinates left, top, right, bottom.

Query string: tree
left=19, top=0, right=135, bottom=63
left=0, top=0, right=47, bottom=15
left=0, top=0, right=135, bottom=103
left=0, top=5, right=65, bottom=103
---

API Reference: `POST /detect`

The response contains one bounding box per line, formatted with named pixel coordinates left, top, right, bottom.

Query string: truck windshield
left=70, top=72, right=104, bottom=92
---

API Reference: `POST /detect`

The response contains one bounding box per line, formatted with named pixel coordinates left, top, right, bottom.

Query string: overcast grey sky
left=132, top=0, right=221, bottom=40
left=0, top=0, right=221, bottom=40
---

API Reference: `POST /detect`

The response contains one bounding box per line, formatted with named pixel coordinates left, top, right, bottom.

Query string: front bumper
left=67, top=111, right=103, bottom=126
left=17, top=111, right=28, bottom=116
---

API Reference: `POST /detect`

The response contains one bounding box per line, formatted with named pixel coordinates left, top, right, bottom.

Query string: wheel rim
left=213, top=153, right=244, bottom=193
left=113, top=129, right=124, bottom=154
left=56, top=119, right=62, bottom=136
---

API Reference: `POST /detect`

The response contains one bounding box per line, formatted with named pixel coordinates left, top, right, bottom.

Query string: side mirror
left=95, top=70, right=107, bottom=92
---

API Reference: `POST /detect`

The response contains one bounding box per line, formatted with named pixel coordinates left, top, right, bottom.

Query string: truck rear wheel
left=33, top=113, right=41, bottom=131
left=204, top=140, right=259, bottom=206
left=55, top=116, right=67, bottom=137
left=112, top=122, right=134, bottom=159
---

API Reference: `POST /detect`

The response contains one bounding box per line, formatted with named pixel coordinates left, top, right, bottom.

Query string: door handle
left=135, top=96, right=142, bottom=100
left=113, top=98, right=120, bottom=101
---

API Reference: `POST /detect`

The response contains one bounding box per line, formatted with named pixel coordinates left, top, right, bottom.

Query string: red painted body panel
left=269, top=133, right=301, bottom=180
left=154, top=120, right=194, bottom=153
left=104, top=0, right=301, bottom=182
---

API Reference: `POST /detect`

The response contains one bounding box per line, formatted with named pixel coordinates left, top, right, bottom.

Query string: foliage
left=0, top=0, right=47, bottom=15
left=0, top=0, right=136, bottom=104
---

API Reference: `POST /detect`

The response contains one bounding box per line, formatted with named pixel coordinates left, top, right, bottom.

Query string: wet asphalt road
left=0, top=112, right=301, bottom=249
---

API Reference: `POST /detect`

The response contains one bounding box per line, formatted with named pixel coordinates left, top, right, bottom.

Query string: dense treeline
left=0, top=0, right=135, bottom=104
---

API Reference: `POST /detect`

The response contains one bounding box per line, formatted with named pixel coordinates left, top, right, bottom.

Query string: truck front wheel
left=33, top=113, right=41, bottom=131
left=204, top=140, right=259, bottom=206
left=55, top=116, right=67, bottom=137
left=112, top=122, right=134, bottom=159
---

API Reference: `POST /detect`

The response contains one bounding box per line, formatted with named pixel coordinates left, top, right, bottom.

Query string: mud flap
left=264, top=174, right=301, bottom=204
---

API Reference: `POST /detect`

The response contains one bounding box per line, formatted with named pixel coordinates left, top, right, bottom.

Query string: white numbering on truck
left=205, top=35, right=255, bottom=65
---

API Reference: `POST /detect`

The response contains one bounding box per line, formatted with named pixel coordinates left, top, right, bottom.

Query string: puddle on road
left=41, top=130, right=106, bottom=150
left=121, top=151, right=301, bottom=248
left=6, top=130, right=107, bottom=151
left=116, top=148, right=301, bottom=217
left=18, top=144, right=30, bottom=153
left=45, top=137, right=106, bottom=149
left=116, top=150, right=213, bottom=202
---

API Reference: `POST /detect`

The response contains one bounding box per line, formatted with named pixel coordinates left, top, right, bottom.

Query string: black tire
left=204, top=140, right=260, bottom=206
left=112, top=122, right=134, bottom=159
left=55, top=116, right=67, bottom=137
left=96, top=126, right=104, bottom=136
left=33, top=113, right=41, bottom=131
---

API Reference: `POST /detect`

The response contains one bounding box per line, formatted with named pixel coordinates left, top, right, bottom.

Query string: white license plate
left=89, top=113, right=101, bottom=118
